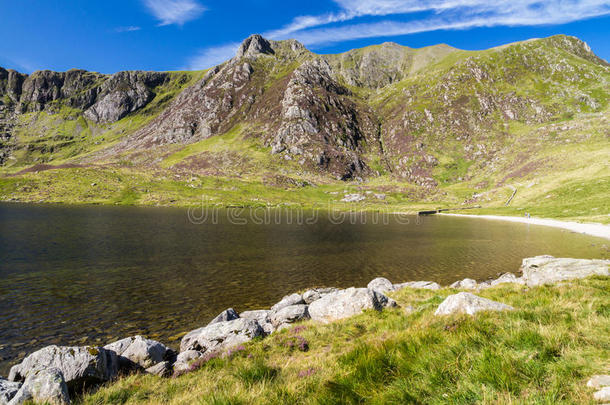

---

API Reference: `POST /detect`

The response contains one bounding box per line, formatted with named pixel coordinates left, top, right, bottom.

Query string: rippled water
left=0, top=203, right=607, bottom=375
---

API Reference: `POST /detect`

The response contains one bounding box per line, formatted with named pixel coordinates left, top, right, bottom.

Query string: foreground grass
left=80, top=277, right=609, bottom=404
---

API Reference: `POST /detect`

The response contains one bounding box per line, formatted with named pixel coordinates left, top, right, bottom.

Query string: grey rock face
left=520, top=256, right=609, bottom=286
left=84, top=71, right=168, bottom=123
left=0, top=378, right=21, bottom=405
left=180, top=318, right=264, bottom=353
left=308, top=288, right=395, bottom=323
left=271, top=293, right=305, bottom=312
left=394, top=281, right=441, bottom=290
left=8, top=368, right=70, bottom=405
left=104, top=335, right=173, bottom=371
left=302, top=288, right=339, bottom=304
left=173, top=350, right=203, bottom=374
left=450, top=278, right=478, bottom=289
left=8, top=345, right=117, bottom=390
left=236, top=34, right=275, bottom=58
left=208, top=308, right=240, bottom=325
left=435, top=292, right=514, bottom=316
left=367, top=277, right=395, bottom=293
left=587, top=375, right=610, bottom=389
left=270, top=304, right=310, bottom=327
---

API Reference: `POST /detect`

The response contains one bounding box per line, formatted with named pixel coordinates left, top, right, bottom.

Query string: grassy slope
left=80, top=277, right=609, bottom=404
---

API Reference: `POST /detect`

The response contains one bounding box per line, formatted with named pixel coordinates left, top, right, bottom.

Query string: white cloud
left=143, top=0, right=205, bottom=26
left=184, top=42, right=240, bottom=70
left=184, top=0, right=610, bottom=69
left=115, top=26, right=142, bottom=33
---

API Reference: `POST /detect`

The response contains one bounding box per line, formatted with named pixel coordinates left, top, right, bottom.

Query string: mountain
left=0, top=34, right=608, bottom=221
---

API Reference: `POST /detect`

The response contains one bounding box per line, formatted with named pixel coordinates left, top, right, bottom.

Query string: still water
left=0, top=203, right=607, bottom=374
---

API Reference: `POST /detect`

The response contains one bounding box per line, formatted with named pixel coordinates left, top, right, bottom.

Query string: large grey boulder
left=308, top=288, right=396, bottom=323
left=8, top=368, right=70, bottom=405
left=450, top=278, right=478, bottom=289
left=0, top=379, right=21, bottom=405
left=367, top=277, right=395, bottom=293
left=520, top=256, right=609, bottom=286
left=271, top=293, right=305, bottom=312
left=104, top=336, right=173, bottom=371
left=180, top=318, right=264, bottom=353
left=8, top=346, right=117, bottom=390
left=394, top=281, right=441, bottom=290
left=208, top=308, right=239, bottom=325
left=302, top=288, right=339, bottom=304
left=270, top=305, right=310, bottom=327
left=435, top=292, right=514, bottom=316
left=240, top=310, right=274, bottom=335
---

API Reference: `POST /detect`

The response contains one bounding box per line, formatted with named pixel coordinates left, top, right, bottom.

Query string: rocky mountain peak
left=236, top=34, right=275, bottom=58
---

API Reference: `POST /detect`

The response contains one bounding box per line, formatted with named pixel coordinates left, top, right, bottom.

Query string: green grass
left=79, top=277, right=609, bottom=404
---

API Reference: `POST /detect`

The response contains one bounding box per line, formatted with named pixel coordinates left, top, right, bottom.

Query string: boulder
left=239, top=310, right=274, bottom=335
left=450, top=278, right=478, bottom=289
left=270, top=293, right=305, bottom=312
left=0, top=379, right=21, bottom=405
left=180, top=318, right=264, bottom=353
left=435, top=292, right=514, bottom=316
left=308, top=288, right=396, bottom=323
left=367, top=277, right=395, bottom=293
left=302, top=288, right=339, bottom=304
left=593, top=387, right=610, bottom=402
left=144, top=361, right=172, bottom=378
left=394, top=281, right=441, bottom=290
left=8, top=368, right=70, bottom=405
left=208, top=308, right=239, bottom=325
left=587, top=375, right=610, bottom=389
left=270, top=305, right=310, bottom=327
left=520, top=256, right=609, bottom=286
left=104, top=336, right=173, bottom=371
left=172, top=350, right=203, bottom=374
left=490, top=273, right=524, bottom=286
left=8, top=346, right=117, bottom=391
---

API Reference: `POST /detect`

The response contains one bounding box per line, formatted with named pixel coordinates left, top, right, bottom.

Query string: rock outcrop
left=434, top=292, right=514, bottom=316
left=520, top=256, right=609, bottom=286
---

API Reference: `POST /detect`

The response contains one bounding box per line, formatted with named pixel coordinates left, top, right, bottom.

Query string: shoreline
left=439, top=213, right=610, bottom=240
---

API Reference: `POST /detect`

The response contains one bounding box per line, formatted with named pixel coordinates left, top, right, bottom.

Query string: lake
left=0, top=203, right=607, bottom=375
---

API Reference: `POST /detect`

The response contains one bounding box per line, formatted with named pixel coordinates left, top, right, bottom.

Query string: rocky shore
left=1, top=255, right=608, bottom=405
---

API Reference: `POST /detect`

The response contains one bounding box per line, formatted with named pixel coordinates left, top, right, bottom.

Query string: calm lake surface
left=0, top=203, right=607, bottom=375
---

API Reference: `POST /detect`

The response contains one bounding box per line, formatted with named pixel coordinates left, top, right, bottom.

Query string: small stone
left=593, top=387, right=610, bottom=402
left=588, top=375, right=610, bottom=389
left=394, top=281, right=441, bottom=290
left=145, top=361, right=172, bottom=378
left=450, top=278, right=478, bottom=289
left=270, top=305, right=310, bottom=327
left=207, top=308, right=239, bottom=325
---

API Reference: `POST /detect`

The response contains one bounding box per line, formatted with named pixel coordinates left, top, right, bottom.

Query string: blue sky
left=1, top=0, right=609, bottom=74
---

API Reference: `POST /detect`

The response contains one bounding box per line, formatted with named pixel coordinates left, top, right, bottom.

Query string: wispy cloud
left=184, top=0, right=610, bottom=69
left=143, top=0, right=205, bottom=26
left=185, top=42, right=240, bottom=70
left=115, top=26, right=142, bottom=33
